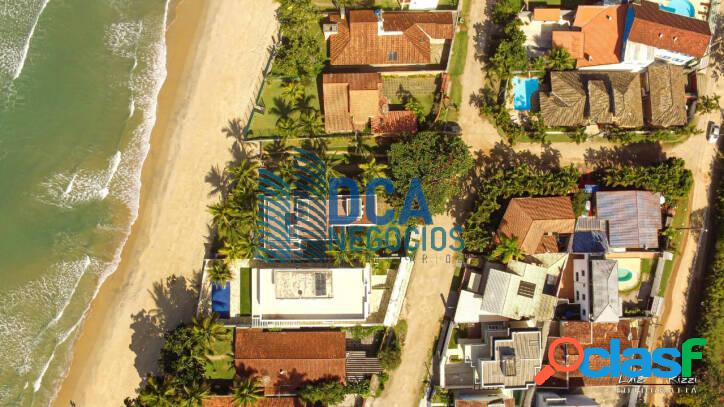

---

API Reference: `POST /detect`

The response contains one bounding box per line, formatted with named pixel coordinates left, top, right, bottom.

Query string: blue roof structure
left=571, top=231, right=609, bottom=253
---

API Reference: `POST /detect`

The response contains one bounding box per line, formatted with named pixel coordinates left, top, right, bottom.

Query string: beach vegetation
left=546, top=47, right=576, bottom=71
left=137, top=375, right=176, bottom=407
left=463, top=164, right=579, bottom=253
left=231, top=377, right=264, bottom=406
left=298, top=380, right=347, bottom=405
left=490, top=236, right=524, bottom=264
left=248, top=77, right=321, bottom=139
left=359, top=156, right=389, bottom=184
left=673, top=159, right=724, bottom=406
left=273, top=0, right=326, bottom=79
left=602, top=157, right=693, bottom=199
left=207, top=262, right=232, bottom=288
left=192, top=314, right=229, bottom=351
left=177, top=381, right=211, bottom=407
left=388, top=132, right=473, bottom=215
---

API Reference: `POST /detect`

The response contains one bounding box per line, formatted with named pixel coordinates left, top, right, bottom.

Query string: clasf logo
left=534, top=337, right=706, bottom=385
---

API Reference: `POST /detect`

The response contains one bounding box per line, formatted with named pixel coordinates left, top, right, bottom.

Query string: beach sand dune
left=53, top=1, right=277, bottom=405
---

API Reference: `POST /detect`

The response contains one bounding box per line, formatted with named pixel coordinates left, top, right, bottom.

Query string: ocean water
left=0, top=0, right=169, bottom=405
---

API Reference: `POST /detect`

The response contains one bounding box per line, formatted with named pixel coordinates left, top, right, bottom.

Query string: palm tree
left=299, top=111, right=324, bottom=137
left=276, top=117, right=299, bottom=141
left=350, top=133, right=373, bottom=158
left=320, top=152, right=345, bottom=181
left=569, top=128, right=588, bottom=144
left=191, top=314, right=228, bottom=352
left=209, top=201, right=243, bottom=241
left=219, top=236, right=255, bottom=261
left=359, top=157, right=388, bottom=183
left=326, top=240, right=356, bottom=266
left=228, top=160, right=259, bottom=193
left=281, top=80, right=304, bottom=102
left=490, top=236, right=524, bottom=264
left=208, top=262, right=232, bottom=288
left=270, top=97, right=295, bottom=121
left=546, top=47, right=575, bottom=71
left=231, top=377, right=264, bottom=406
left=294, top=93, right=317, bottom=115
left=178, top=381, right=210, bottom=407
left=139, top=375, right=175, bottom=407
left=222, top=118, right=244, bottom=143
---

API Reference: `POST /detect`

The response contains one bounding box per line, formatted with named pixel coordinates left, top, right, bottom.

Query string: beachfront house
left=322, top=73, right=418, bottom=134
left=326, top=9, right=454, bottom=67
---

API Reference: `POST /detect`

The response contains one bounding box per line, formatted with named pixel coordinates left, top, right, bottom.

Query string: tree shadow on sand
left=129, top=272, right=202, bottom=380
left=583, top=142, right=665, bottom=169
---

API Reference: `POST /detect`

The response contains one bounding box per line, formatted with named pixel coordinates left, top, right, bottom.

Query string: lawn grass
left=518, top=133, right=577, bottom=143
left=239, top=267, right=252, bottom=316
left=248, top=77, right=321, bottom=139
left=641, top=258, right=655, bottom=275
left=658, top=196, right=691, bottom=296
left=204, top=328, right=235, bottom=380
left=444, top=0, right=471, bottom=122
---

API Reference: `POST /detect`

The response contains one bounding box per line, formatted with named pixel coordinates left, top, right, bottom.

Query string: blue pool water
left=512, top=77, right=539, bottom=111
left=618, top=268, right=634, bottom=282
left=659, top=0, right=695, bottom=17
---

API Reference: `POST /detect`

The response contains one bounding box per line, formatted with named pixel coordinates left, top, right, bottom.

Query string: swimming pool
left=618, top=268, right=634, bottom=282
left=659, top=0, right=695, bottom=18
left=512, top=77, right=539, bottom=111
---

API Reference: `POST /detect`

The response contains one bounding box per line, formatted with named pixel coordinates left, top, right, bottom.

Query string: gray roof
left=480, top=267, right=512, bottom=315
left=591, top=259, right=621, bottom=322
left=480, top=330, right=542, bottom=389
left=596, top=191, right=662, bottom=249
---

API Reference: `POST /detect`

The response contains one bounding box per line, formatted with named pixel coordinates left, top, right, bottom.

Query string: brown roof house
left=642, top=62, right=687, bottom=127
left=552, top=5, right=627, bottom=69
left=326, top=9, right=454, bottom=66
left=621, top=1, right=711, bottom=68
left=203, top=396, right=301, bottom=407
left=322, top=73, right=417, bottom=134
left=497, top=196, right=576, bottom=254
left=540, top=71, right=643, bottom=128
left=595, top=190, right=662, bottom=250
left=234, top=329, right=346, bottom=396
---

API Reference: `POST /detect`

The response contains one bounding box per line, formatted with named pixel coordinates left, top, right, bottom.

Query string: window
left=387, top=51, right=398, bottom=61
left=581, top=269, right=585, bottom=277
left=582, top=309, right=586, bottom=317
left=575, top=272, right=579, bottom=282
left=576, top=291, right=580, bottom=301
left=582, top=293, right=586, bottom=301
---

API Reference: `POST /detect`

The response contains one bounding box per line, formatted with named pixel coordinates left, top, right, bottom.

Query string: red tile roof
left=553, top=5, right=626, bottom=68
left=328, top=10, right=454, bottom=65
left=628, top=1, right=711, bottom=58
left=542, top=320, right=643, bottom=388
left=497, top=197, right=576, bottom=254
left=234, top=329, right=346, bottom=395
left=371, top=110, right=418, bottom=134
left=203, top=396, right=301, bottom=407
left=322, top=73, right=383, bottom=133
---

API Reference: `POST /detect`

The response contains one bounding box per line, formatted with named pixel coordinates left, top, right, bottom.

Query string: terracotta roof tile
left=552, top=31, right=584, bottom=59
left=497, top=197, right=575, bottom=254
left=628, top=1, right=711, bottom=58
left=323, top=73, right=382, bottom=133
left=328, top=11, right=453, bottom=65
left=203, top=396, right=301, bottom=407
left=234, top=329, right=346, bottom=395
left=371, top=110, right=418, bottom=134
left=534, top=8, right=561, bottom=22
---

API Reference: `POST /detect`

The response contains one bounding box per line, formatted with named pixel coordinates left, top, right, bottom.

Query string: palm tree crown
left=490, top=235, right=524, bottom=264
left=232, top=377, right=264, bottom=406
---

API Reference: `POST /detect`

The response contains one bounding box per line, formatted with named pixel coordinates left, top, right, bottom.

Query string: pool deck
left=614, top=257, right=642, bottom=292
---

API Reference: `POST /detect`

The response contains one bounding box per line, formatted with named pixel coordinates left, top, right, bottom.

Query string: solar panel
left=517, top=281, right=536, bottom=298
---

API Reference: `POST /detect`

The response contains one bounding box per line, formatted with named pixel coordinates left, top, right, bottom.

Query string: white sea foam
left=38, top=150, right=122, bottom=208
left=0, top=0, right=51, bottom=82
left=105, top=20, right=143, bottom=59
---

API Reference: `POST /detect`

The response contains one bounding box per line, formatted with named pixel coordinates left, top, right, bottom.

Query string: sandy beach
left=52, top=1, right=277, bottom=405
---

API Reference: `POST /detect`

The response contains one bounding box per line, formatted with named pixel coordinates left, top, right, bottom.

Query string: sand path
left=52, top=1, right=277, bottom=405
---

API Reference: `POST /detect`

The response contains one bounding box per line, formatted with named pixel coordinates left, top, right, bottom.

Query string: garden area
left=239, top=267, right=251, bottom=315
left=204, top=327, right=235, bottom=380
left=247, top=77, right=322, bottom=139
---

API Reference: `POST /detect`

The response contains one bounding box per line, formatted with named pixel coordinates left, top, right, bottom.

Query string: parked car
left=707, top=121, right=720, bottom=144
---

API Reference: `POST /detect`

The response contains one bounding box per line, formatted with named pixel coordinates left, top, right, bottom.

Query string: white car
left=707, top=122, right=720, bottom=144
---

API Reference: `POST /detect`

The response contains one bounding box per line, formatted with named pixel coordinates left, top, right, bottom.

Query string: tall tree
left=490, top=236, right=524, bottom=264
left=178, top=381, right=210, bottom=407
left=547, top=47, right=576, bottom=71
left=359, top=157, right=388, bottom=183
left=191, top=314, right=228, bottom=352
left=138, top=376, right=176, bottom=407
left=388, top=132, right=473, bottom=215
left=231, top=377, right=264, bottom=406
left=273, top=0, right=326, bottom=79
left=207, top=262, right=232, bottom=288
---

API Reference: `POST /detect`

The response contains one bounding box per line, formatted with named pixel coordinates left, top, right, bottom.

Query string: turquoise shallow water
left=0, top=0, right=169, bottom=404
